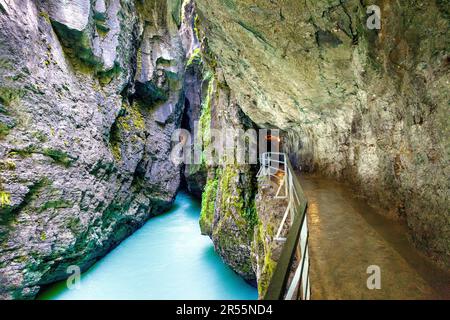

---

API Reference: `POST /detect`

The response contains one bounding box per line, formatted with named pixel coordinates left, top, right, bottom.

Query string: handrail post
left=260, top=152, right=311, bottom=301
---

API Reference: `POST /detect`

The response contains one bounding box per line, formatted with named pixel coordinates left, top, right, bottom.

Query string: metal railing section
left=257, top=152, right=311, bottom=300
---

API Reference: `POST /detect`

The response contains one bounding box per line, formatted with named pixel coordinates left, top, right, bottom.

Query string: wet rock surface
left=0, top=0, right=187, bottom=299
left=195, top=0, right=450, bottom=268
left=197, top=73, right=259, bottom=283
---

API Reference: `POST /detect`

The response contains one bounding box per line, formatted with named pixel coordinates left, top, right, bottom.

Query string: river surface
left=37, top=192, right=257, bottom=300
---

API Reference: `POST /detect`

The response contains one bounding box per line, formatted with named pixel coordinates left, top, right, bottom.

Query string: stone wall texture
left=0, top=0, right=187, bottom=299
left=194, top=0, right=449, bottom=269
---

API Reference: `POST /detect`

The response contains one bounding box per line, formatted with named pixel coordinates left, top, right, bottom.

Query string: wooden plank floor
left=299, top=174, right=450, bottom=300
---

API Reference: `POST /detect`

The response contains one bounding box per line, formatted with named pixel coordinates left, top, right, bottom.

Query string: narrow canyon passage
left=0, top=0, right=448, bottom=301
left=36, top=192, right=257, bottom=300
left=300, top=175, right=450, bottom=300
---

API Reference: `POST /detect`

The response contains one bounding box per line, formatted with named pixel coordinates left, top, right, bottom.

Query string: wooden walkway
left=300, top=174, right=450, bottom=300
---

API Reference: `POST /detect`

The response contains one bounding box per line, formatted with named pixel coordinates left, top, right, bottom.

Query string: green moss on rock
left=89, top=160, right=117, bottom=179
left=0, top=178, right=51, bottom=228
left=0, top=87, right=25, bottom=107
left=218, top=165, right=258, bottom=232
left=50, top=19, right=103, bottom=72
left=93, top=11, right=110, bottom=37
left=109, top=119, right=122, bottom=161
left=0, top=123, right=10, bottom=139
left=170, top=0, right=183, bottom=28
left=134, top=81, right=168, bottom=105
left=198, top=79, right=214, bottom=162
left=8, top=146, right=76, bottom=167
left=31, top=131, right=48, bottom=143
left=97, top=62, right=122, bottom=85
left=254, top=222, right=276, bottom=297
left=39, top=11, right=51, bottom=24
left=67, top=216, right=81, bottom=234
left=41, top=148, right=76, bottom=167
left=258, top=253, right=276, bottom=296
left=186, top=48, right=202, bottom=67
left=38, top=199, right=73, bottom=212
left=0, top=160, right=16, bottom=170
left=199, top=172, right=219, bottom=235
left=108, top=102, right=146, bottom=162
left=0, top=190, right=11, bottom=208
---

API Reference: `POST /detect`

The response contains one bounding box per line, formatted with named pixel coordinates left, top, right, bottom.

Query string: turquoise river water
left=37, top=192, right=257, bottom=300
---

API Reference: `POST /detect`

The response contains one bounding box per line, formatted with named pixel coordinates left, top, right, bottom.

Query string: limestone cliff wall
left=197, top=74, right=259, bottom=283
left=0, top=0, right=187, bottom=299
left=177, top=2, right=259, bottom=284
left=195, top=0, right=449, bottom=269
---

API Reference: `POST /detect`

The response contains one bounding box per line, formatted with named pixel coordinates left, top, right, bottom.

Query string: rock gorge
left=0, top=0, right=448, bottom=299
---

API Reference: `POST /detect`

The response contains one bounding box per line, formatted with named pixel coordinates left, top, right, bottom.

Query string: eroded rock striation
left=194, top=0, right=450, bottom=274
left=0, top=0, right=187, bottom=299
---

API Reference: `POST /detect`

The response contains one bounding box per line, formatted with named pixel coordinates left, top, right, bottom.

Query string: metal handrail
left=258, top=152, right=311, bottom=300
left=257, top=152, right=288, bottom=199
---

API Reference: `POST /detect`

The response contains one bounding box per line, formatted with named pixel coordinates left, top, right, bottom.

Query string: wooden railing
left=257, top=152, right=311, bottom=300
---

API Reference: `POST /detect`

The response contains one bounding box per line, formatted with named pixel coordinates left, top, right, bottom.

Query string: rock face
left=182, top=57, right=207, bottom=198
left=180, top=0, right=205, bottom=199
left=175, top=11, right=257, bottom=283
left=197, top=75, right=259, bottom=283
left=0, top=0, right=187, bottom=299
left=182, top=34, right=259, bottom=281
left=194, top=0, right=450, bottom=269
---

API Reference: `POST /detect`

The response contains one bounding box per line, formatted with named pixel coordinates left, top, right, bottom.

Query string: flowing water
left=37, top=192, right=257, bottom=300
